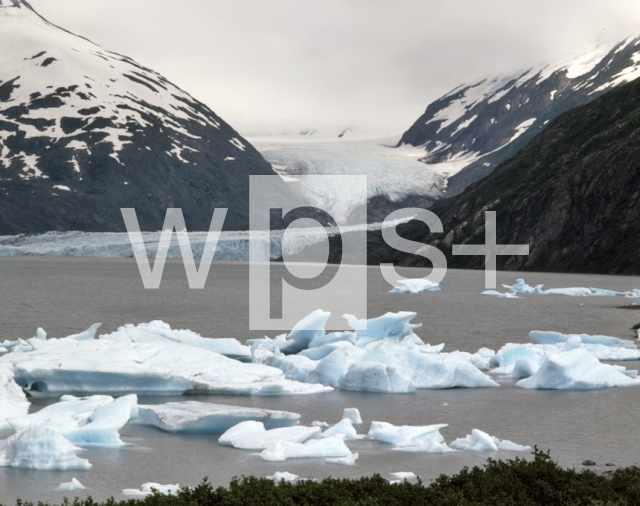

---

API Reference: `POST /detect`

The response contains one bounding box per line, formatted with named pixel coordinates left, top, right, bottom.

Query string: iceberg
left=122, top=483, right=180, bottom=497
left=390, top=471, right=417, bottom=480
left=368, top=421, right=451, bottom=452
left=100, top=321, right=251, bottom=361
left=482, top=290, right=519, bottom=298
left=267, top=471, right=299, bottom=483
left=57, top=478, right=86, bottom=491
left=0, top=337, right=331, bottom=397
left=132, top=401, right=300, bottom=433
left=260, top=435, right=353, bottom=461
left=502, top=279, right=640, bottom=297
left=516, top=344, right=640, bottom=390
left=344, top=311, right=421, bottom=348
left=359, top=341, right=498, bottom=389
left=502, top=279, right=546, bottom=294
left=342, top=361, right=416, bottom=393
left=8, top=394, right=137, bottom=447
left=0, top=366, right=29, bottom=430
left=305, top=348, right=351, bottom=388
left=390, top=279, right=441, bottom=294
left=218, top=421, right=320, bottom=450
left=326, top=452, right=358, bottom=465
left=343, top=408, right=363, bottom=425
left=321, top=418, right=363, bottom=440
left=529, top=330, right=636, bottom=349
left=0, top=426, right=91, bottom=470
left=450, top=429, right=530, bottom=452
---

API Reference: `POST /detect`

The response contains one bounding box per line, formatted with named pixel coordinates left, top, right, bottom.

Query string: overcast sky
left=30, top=0, right=640, bottom=137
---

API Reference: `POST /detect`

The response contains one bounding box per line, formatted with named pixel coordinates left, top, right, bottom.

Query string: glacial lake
left=1, top=256, right=639, bottom=503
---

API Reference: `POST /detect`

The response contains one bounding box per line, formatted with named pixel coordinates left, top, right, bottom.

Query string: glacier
left=0, top=426, right=91, bottom=471
left=132, top=401, right=300, bottom=433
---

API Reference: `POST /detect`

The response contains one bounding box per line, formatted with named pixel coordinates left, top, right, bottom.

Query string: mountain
left=0, top=0, right=281, bottom=234
left=398, top=32, right=640, bottom=196
left=369, top=73, right=640, bottom=275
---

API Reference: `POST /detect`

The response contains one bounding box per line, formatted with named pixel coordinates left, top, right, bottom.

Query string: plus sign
left=452, top=211, right=529, bottom=289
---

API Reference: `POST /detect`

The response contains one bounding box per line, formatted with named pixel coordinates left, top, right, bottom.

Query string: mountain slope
left=0, top=0, right=280, bottom=233
left=398, top=33, right=640, bottom=196
left=376, top=74, right=640, bottom=275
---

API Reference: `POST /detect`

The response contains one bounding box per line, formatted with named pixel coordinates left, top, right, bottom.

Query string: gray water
left=1, top=257, right=639, bottom=504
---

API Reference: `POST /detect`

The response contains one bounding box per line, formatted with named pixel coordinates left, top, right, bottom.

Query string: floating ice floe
left=57, top=478, right=86, bottom=491
left=516, top=339, right=640, bottom=390
left=132, top=401, right=300, bottom=433
left=390, top=279, right=441, bottom=294
left=218, top=421, right=321, bottom=450
left=321, top=418, right=363, bottom=441
left=530, top=330, right=640, bottom=361
left=343, top=407, right=363, bottom=425
left=251, top=311, right=498, bottom=393
left=122, top=483, right=180, bottom=497
left=101, top=321, right=251, bottom=361
left=390, top=471, right=417, bottom=480
left=502, top=279, right=640, bottom=297
left=482, top=290, right=519, bottom=298
left=0, top=323, right=332, bottom=397
left=8, top=394, right=137, bottom=447
left=267, top=471, right=299, bottom=483
left=0, top=366, right=29, bottom=430
left=326, top=452, right=358, bottom=465
left=450, top=429, right=530, bottom=451
left=0, top=426, right=91, bottom=470
left=311, top=421, right=329, bottom=428
left=260, top=435, right=354, bottom=461
left=368, top=422, right=452, bottom=453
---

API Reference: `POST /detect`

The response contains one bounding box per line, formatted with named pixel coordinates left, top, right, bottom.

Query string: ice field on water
left=1, top=257, right=640, bottom=503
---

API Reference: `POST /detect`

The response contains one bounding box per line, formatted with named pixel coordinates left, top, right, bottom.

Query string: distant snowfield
left=250, top=134, right=471, bottom=224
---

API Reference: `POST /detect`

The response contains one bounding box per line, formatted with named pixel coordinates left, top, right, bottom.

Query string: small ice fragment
left=122, top=483, right=180, bottom=497
left=390, top=471, right=416, bottom=480
left=311, top=421, right=329, bottom=428
left=57, top=478, right=86, bottom=491
left=342, top=408, right=363, bottom=424
left=267, top=471, right=298, bottom=482
left=326, top=452, right=358, bottom=465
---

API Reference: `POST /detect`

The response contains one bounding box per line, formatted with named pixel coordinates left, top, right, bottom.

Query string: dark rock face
left=0, top=1, right=281, bottom=233
left=371, top=76, right=640, bottom=275
left=398, top=33, right=640, bottom=196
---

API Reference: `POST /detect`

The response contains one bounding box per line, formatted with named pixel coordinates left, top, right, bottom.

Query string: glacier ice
left=218, top=421, right=321, bottom=450
left=321, top=418, right=363, bottom=441
left=0, top=426, right=91, bottom=470
left=482, top=290, right=519, bottom=298
left=530, top=330, right=636, bottom=349
left=0, top=334, right=331, bottom=397
left=260, top=435, right=353, bottom=461
left=132, top=401, right=300, bottom=433
left=390, top=279, right=441, bottom=294
left=368, top=422, right=451, bottom=452
left=7, top=394, right=137, bottom=447
left=267, top=471, right=299, bottom=482
left=0, top=366, right=29, bottom=430
left=390, top=471, right=417, bottom=480
left=311, top=421, right=329, bottom=428
left=450, top=429, right=530, bottom=452
left=502, top=279, right=640, bottom=297
left=344, top=311, right=421, bottom=348
left=516, top=345, right=640, bottom=390
left=100, top=321, right=251, bottom=361
left=122, top=483, right=180, bottom=497
left=342, top=361, right=416, bottom=393
left=57, top=478, right=86, bottom=491
left=343, top=408, right=363, bottom=425
left=326, top=452, right=358, bottom=465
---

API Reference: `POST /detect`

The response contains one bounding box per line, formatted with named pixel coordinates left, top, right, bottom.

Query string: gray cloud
left=30, top=0, right=640, bottom=136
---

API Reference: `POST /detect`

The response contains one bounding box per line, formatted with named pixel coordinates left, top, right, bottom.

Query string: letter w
left=121, top=208, right=227, bottom=289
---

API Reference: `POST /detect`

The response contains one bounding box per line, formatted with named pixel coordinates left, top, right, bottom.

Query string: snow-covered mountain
left=399, top=32, right=640, bottom=195
left=0, top=0, right=282, bottom=233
